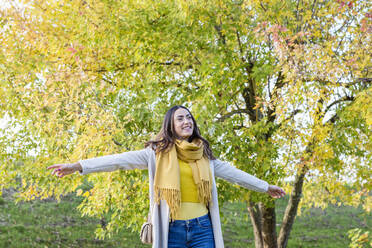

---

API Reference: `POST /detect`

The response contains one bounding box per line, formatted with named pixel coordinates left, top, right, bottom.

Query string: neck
left=175, top=136, right=192, bottom=142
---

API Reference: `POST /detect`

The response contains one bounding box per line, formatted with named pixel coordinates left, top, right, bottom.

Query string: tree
left=0, top=0, right=371, bottom=247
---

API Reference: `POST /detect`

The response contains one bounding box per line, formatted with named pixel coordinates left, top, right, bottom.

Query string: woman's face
left=173, top=108, right=194, bottom=139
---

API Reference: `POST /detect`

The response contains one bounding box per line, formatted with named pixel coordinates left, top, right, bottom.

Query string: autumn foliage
left=0, top=0, right=371, bottom=247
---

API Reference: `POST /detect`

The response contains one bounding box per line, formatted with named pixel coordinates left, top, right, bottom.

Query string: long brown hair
left=145, top=105, right=216, bottom=160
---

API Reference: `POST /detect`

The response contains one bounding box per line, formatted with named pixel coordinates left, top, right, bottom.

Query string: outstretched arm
left=213, top=159, right=285, bottom=198
left=48, top=148, right=150, bottom=177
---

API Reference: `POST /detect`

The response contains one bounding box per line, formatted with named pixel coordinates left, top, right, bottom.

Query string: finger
left=59, top=171, right=67, bottom=178
left=58, top=169, right=65, bottom=175
left=52, top=168, right=62, bottom=176
left=274, top=191, right=281, bottom=198
left=55, top=168, right=62, bottom=175
left=57, top=169, right=70, bottom=178
left=273, top=188, right=284, bottom=197
left=270, top=192, right=279, bottom=198
left=47, top=164, right=62, bottom=170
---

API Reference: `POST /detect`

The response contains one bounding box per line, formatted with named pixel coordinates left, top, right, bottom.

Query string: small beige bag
left=140, top=212, right=152, bottom=244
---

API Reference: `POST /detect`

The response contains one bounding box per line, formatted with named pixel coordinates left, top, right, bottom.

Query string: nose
left=185, top=118, right=192, bottom=125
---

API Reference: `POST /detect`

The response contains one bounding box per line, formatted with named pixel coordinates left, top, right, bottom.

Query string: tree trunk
left=261, top=203, right=278, bottom=248
left=248, top=166, right=307, bottom=248
left=248, top=201, right=278, bottom=248
left=247, top=201, right=264, bottom=248
left=277, top=166, right=308, bottom=248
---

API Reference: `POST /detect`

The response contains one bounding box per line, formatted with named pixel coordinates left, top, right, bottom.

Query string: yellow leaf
left=76, top=189, right=83, bottom=196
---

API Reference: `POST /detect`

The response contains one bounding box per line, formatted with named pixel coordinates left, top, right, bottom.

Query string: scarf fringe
left=197, top=180, right=212, bottom=206
left=154, top=186, right=181, bottom=219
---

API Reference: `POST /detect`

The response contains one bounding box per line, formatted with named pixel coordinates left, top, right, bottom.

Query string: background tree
left=0, top=0, right=370, bottom=247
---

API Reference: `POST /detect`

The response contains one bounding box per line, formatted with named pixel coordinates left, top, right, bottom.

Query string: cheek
left=174, top=122, right=182, bottom=132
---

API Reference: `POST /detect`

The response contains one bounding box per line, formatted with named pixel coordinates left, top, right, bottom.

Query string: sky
left=0, top=115, right=9, bottom=129
left=0, top=0, right=12, bottom=9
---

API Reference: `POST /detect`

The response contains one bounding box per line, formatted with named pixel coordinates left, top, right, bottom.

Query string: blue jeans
left=168, top=213, right=215, bottom=248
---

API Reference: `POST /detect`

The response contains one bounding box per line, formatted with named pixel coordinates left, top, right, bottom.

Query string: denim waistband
left=170, top=213, right=210, bottom=226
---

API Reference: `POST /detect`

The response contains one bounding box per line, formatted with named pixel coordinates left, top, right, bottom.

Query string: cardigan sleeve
left=213, top=159, right=269, bottom=193
left=79, top=148, right=150, bottom=175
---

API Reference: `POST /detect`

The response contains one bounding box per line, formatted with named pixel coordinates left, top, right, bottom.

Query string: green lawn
left=220, top=199, right=370, bottom=248
left=0, top=189, right=370, bottom=248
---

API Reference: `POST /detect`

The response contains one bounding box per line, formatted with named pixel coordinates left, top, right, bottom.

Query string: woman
left=48, top=105, right=285, bottom=248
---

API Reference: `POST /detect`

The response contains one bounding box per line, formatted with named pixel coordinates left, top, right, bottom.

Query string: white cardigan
left=79, top=147, right=269, bottom=248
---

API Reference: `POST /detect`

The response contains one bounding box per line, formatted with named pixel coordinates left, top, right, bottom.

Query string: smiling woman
left=48, top=105, right=285, bottom=248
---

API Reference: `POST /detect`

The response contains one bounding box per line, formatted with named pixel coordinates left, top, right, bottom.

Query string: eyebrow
left=175, top=114, right=191, bottom=118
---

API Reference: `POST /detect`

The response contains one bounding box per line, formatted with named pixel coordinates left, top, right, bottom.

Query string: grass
left=0, top=189, right=145, bottom=248
left=220, top=199, right=371, bottom=248
left=0, top=189, right=370, bottom=248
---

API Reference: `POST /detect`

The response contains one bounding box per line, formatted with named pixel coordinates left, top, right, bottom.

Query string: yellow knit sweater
left=176, top=159, right=208, bottom=220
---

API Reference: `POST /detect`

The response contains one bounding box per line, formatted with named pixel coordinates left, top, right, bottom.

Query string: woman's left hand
left=267, top=185, right=286, bottom=198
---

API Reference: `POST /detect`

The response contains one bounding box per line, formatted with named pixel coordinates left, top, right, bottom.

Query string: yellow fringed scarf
left=154, top=139, right=212, bottom=219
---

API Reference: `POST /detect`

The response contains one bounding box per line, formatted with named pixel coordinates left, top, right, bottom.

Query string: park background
left=0, top=0, right=371, bottom=247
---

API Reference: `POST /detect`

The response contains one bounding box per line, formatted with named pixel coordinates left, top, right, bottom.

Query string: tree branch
left=327, top=113, right=339, bottom=124
left=295, top=0, right=301, bottom=33
left=260, top=2, right=267, bottom=11
left=268, top=72, right=285, bottom=123
left=112, top=138, right=123, bottom=146
left=242, top=86, right=259, bottom=122
left=217, top=109, right=252, bottom=122
left=240, top=59, right=259, bottom=122
left=236, top=30, right=244, bottom=59
left=356, top=77, right=372, bottom=83
left=214, top=24, right=226, bottom=45
left=301, top=77, right=371, bottom=87
left=84, top=60, right=184, bottom=73
left=324, top=95, right=355, bottom=114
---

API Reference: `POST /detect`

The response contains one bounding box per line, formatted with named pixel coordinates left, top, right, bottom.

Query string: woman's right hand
left=47, top=162, right=82, bottom=178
